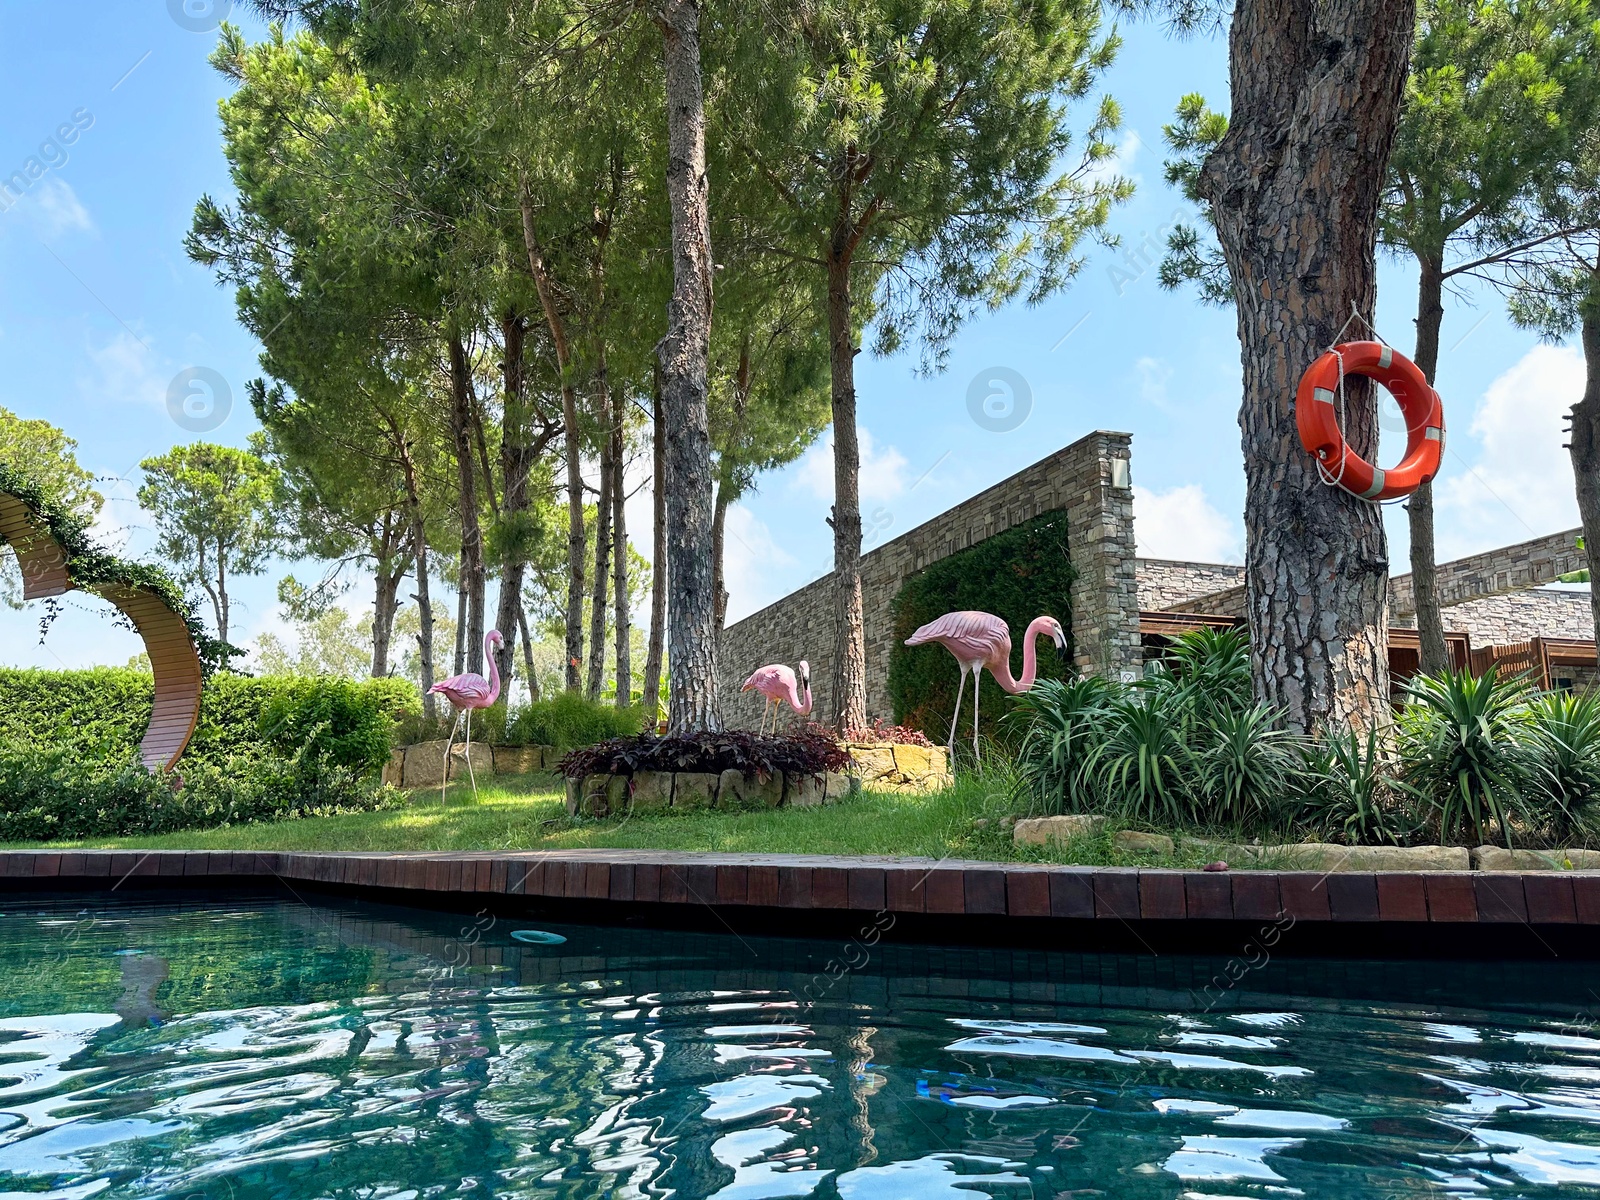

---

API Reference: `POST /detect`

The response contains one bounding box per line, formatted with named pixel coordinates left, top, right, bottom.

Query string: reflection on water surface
left=0, top=894, right=1599, bottom=1196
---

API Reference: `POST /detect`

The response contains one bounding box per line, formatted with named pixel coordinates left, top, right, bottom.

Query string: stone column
left=1064, top=431, right=1139, bottom=681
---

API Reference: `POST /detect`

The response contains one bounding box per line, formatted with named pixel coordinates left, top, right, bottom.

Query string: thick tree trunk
left=397, top=438, right=437, bottom=719
left=611, top=406, right=632, bottom=708
left=642, top=369, right=668, bottom=727
left=447, top=333, right=486, bottom=676
left=370, top=510, right=406, bottom=678
left=519, top=178, right=587, bottom=693
left=1572, top=279, right=1600, bottom=646
left=517, top=606, right=540, bottom=702
left=216, top=542, right=230, bottom=646
left=494, top=310, right=534, bottom=691
left=826, top=255, right=868, bottom=733
left=1408, top=257, right=1450, bottom=674
left=588, top=383, right=614, bottom=701
left=454, top=586, right=467, bottom=676
left=1198, top=0, right=1415, bottom=734
left=655, top=0, right=721, bottom=734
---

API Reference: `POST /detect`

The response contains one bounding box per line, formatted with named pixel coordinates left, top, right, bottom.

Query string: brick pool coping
left=1, top=848, right=1597, bottom=927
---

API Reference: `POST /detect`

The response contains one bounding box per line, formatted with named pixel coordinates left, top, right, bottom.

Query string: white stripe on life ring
left=1314, top=387, right=1336, bottom=404
left=1360, top=470, right=1386, bottom=500
left=1379, top=346, right=1393, bottom=369
left=1425, top=427, right=1442, bottom=440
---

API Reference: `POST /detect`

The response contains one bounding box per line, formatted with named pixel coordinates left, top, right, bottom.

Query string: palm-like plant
left=1165, top=627, right=1252, bottom=712
left=1399, top=667, right=1532, bottom=848
left=1198, top=703, right=1299, bottom=829
left=1009, top=675, right=1118, bottom=813
left=1523, top=691, right=1600, bottom=842
left=1296, top=725, right=1416, bottom=845
left=1083, top=688, right=1198, bottom=826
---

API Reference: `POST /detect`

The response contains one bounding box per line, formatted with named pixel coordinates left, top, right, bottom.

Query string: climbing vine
left=0, top=461, right=239, bottom=674
left=887, top=510, right=1076, bottom=746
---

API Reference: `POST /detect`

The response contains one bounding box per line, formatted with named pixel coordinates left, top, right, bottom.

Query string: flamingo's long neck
left=992, top=619, right=1049, bottom=694
left=792, top=678, right=814, bottom=716
left=483, top=633, right=503, bottom=704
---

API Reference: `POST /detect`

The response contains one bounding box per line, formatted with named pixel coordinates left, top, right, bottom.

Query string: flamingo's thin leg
left=966, top=662, right=979, bottom=764
left=948, top=667, right=968, bottom=759
left=464, top=708, right=479, bottom=799
left=442, top=709, right=463, bottom=804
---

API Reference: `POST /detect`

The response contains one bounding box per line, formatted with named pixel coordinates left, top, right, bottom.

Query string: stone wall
left=1137, top=559, right=1245, bottom=612
left=717, top=431, right=1139, bottom=728
left=1391, top=587, right=1594, bottom=643
left=1391, top=528, right=1585, bottom=615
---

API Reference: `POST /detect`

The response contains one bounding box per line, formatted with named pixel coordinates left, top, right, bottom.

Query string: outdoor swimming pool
left=3, top=893, right=1600, bottom=1198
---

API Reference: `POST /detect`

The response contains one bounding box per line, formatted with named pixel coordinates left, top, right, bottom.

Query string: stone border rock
left=566, top=769, right=859, bottom=818
left=844, top=742, right=953, bottom=792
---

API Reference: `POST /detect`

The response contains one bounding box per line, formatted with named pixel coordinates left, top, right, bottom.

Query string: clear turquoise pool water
left=3, top=893, right=1600, bottom=1197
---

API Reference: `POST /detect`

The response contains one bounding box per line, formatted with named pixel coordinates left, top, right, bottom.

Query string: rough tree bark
left=517, top=606, right=540, bottom=702
left=587, top=382, right=614, bottom=701
left=826, top=255, right=868, bottom=733
left=642, top=367, right=668, bottom=726
left=611, top=403, right=632, bottom=707
left=710, top=480, right=731, bottom=635
left=393, top=427, right=437, bottom=719
left=370, top=510, right=406, bottom=678
left=447, top=332, right=486, bottom=675
left=654, top=0, right=721, bottom=733
left=520, top=177, right=588, bottom=693
left=1573, top=278, right=1600, bottom=644
left=1407, top=256, right=1450, bottom=673
left=1198, top=0, right=1416, bottom=733
left=493, top=309, right=536, bottom=690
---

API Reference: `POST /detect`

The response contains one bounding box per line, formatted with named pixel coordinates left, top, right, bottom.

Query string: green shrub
left=1522, top=691, right=1600, bottom=841
left=1010, top=675, right=1116, bottom=814
left=888, top=510, right=1076, bottom=745
left=0, top=667, right=419, bottom=777
left=1399, top=668, right=1532, bottom=848
left=1197, top=703, right=1299, bottom=828
left=1292, top=727, right=1418, bottom=846
left=0, top=742, right=399, bottom=843
left=258, top=676, right=417, bottom=777
left=505, top=691, right=646, bottom=750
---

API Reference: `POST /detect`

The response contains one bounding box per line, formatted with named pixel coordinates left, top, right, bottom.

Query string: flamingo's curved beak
left=1052, top=622, right=1068, bottom=660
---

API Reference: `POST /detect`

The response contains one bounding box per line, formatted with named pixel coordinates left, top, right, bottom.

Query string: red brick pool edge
left=0, top=848, right=1596, bottom=929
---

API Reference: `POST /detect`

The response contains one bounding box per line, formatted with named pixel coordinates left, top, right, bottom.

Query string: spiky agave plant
left=1296, top=725, right=1416, bottom=846
left=1164, top=627, right=1252, bottom=714
left=1399, top=667, right=1533, bottom=848
left=1197, top=703, right=1300, bottom=831
left=1522, top=690, right=1600, bottom=842
left=1009, top=675, right=1119, bottom=814
left=1083, top=687, right=1199, bottom=827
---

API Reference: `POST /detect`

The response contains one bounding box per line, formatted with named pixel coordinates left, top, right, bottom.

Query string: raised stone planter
left=844, top=742, right=953, bottom=792
left=563, top=768, right=849, bottom=817
left=399, top=739, right=494, bottom=788
left=381, top=748, right=405, bottom=788
left=1473, top=846, right=1600, bottom=871
left=490, top=744, right=556, bottom=775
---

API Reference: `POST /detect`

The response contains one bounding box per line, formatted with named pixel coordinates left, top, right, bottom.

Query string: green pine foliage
left=887, top=512, right=1076, bottom=745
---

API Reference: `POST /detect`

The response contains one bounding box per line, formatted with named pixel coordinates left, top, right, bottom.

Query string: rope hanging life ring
left=1295, top=340, right=1445, bottom=502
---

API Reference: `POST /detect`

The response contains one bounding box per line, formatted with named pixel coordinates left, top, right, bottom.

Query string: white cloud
left=1135, top=356, right=1173, bottom=411
left=79, top=328, right=164, bottom=414
left=721, top=504, right=798, bottom=625
left=24, top=178, right=94, bottom=238
left=1434, top=343, right=1582, bottom=560
left=1134, top=483, right=1242, bottom=563
left=792, top=426, right=910, bottom=507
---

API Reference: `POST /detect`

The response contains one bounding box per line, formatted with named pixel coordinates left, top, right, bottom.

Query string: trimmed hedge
left=887, top=511, right=1076, bottom=745
left=560, top=730, right=850, bottom=780
left=0, top=667, right=419, bottom=777
left=394, top=690, right=646, bottom=752
left=0, top=743, right=400, bottom=842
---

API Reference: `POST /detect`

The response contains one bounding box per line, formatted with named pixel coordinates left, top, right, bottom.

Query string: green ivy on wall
left=887, top=511, right=1076, bottom=746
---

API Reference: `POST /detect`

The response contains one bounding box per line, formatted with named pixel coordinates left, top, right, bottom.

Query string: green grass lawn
left=0, top=771, right=1263, bottom=869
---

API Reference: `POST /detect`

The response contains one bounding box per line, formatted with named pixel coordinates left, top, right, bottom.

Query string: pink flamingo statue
left=428, top=629, right=504, bottom=800
left=904, top=612, right=1066, bottom=763
left=742, top=660, right=813, bottom=734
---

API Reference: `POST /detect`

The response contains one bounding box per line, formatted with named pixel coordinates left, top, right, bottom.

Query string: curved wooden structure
left=0, top=491, right=203, bottom=772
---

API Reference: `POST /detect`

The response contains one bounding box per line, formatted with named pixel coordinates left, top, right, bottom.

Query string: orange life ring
left=1295, top=340, right=1445, bottom=501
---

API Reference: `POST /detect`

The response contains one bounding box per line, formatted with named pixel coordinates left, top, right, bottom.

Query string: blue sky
left=0, top=4, right=1585, bottom=672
